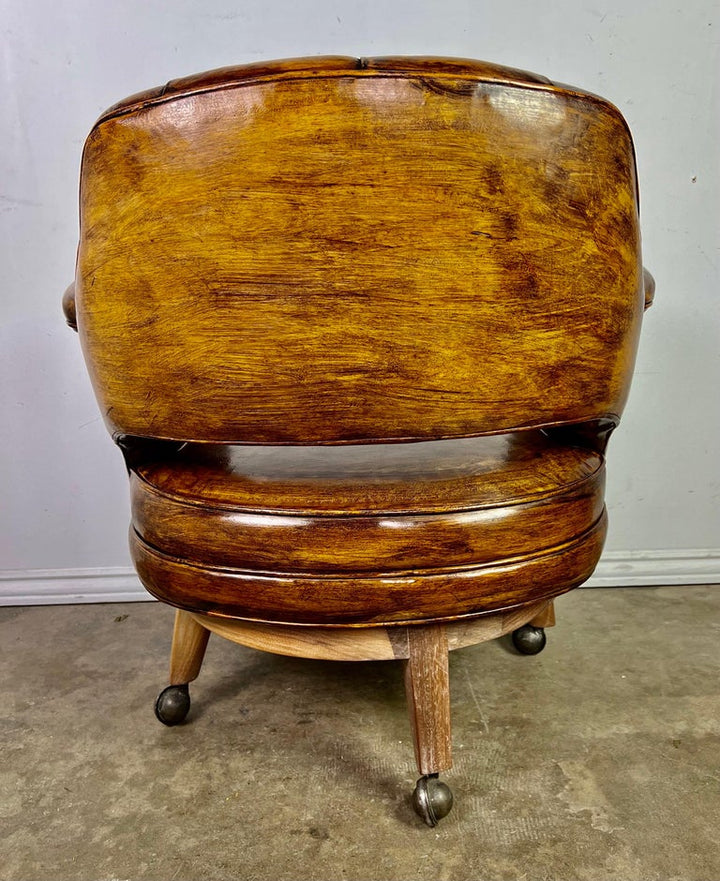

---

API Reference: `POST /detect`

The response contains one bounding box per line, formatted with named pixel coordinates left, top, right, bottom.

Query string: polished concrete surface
left=1, top=586, right=718, bottom=881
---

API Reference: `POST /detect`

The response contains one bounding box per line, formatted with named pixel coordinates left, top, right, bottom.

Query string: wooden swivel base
left=155, top=600, right=556, bottom=826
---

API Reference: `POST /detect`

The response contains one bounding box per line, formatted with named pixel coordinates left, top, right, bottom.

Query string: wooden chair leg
left=403, top=624, right=452, bottom=774
left=169, top=610, right=210, bottom=685
left=529, top=600, right=556, bottom=629
left=403, top=624, right=454, bottom=826
left=155, top=610, right=210, bottom=726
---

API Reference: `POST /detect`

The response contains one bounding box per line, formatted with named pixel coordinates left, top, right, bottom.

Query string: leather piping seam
left=92, top=70, right=633, bottom=145
left=189, top=593, right=566, bottom=630
left=108, top=415, right=622, bottom=448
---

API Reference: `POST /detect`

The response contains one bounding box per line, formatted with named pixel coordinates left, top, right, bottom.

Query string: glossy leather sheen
left=130, top=432, right=606, bottom=624
left=77, top=55, right=643, bottom=445
left=69, top=55, right=651, bottom=627
left=97, top=56, right=554, bottom=124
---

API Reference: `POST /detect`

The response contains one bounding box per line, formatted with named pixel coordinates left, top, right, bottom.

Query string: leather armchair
left=66, top=56, right=652, bottom=825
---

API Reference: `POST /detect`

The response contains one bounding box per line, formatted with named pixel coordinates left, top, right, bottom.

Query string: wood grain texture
left=529, top=601, right=556, bottom=629
left=403, top=625, right=452, bottom=775
left=168, top=609, right=210, bottom=685
left=75, top=55, right=645, bottom=445
left=191, top=613, right=404, bottom=661
left=445, top=602, right=552, bottom=650
left=188, top=600, right=549, bottom=661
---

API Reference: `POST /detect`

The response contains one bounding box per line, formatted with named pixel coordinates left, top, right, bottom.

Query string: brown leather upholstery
left=130, top=432, right=606, bottom=624
left=76, top=55, right=643, bottom=445
left=66, top=56, right=652, bottom=823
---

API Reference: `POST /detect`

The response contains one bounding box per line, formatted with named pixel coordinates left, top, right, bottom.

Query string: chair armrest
left=643, top=268, right=655, bottom=311
left=63, top=282, right=78, bottom=331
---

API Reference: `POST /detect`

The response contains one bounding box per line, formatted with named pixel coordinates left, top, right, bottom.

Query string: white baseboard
left=0, top=567, right=153, bottom=606
left=0, top=550, right=718, bottom=606
left=584, top=549, right=720, bottom=588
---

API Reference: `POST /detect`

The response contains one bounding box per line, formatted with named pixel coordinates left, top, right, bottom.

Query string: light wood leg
left=403, top=625, right=452, bottom=776
left=169, top=609, right=210, bottom=685
left=530, top=601, right=556, bottom=629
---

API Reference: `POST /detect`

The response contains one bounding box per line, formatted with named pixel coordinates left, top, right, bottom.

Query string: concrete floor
left=1, top=586, right=718, bottom=881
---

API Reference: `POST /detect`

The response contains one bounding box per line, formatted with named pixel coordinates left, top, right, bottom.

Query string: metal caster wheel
left=512, top=624, right=547, bottom=655
left=154, top=683, right=190, bottom=725
left=412, top=774, right=454, bottom=827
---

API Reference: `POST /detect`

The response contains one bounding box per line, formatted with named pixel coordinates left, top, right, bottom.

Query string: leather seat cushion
left=131, top=431, right=604, bottom=572
left=129, top=432, right=606, bottom=624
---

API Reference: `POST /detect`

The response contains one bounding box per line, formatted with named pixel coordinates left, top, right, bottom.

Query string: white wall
left=1, top=0, right=718, bottom=602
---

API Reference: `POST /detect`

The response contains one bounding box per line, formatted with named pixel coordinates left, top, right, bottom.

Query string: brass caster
left=154, top=683, right=190, bottom=725
left=512, top=624, right=547, bottom=655
left=412, top=774, right=454, bottom=827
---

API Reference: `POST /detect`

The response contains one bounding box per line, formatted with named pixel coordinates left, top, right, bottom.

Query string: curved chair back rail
left=75, top=56, right=644, bottom=445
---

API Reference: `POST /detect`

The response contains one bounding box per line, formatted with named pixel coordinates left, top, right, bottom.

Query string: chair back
left=76, top=56, right=643, bottom=444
